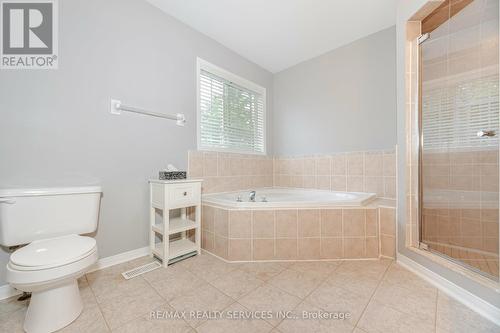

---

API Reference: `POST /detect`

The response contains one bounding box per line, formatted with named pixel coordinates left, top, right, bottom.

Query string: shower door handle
left=477, top=130, right=496, bottom=137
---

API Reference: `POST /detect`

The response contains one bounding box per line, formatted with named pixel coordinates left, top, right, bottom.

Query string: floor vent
left=121, top=260, right=162, bottom=280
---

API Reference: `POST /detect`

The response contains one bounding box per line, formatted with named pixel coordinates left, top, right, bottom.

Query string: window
left=419, top=0, right=499, bottom=152
left=197, top=58, right=266, bottom=154
left=422, top=71, right=499, bottom=150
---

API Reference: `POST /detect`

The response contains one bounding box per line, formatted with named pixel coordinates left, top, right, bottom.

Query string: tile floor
left=1, top=253, right=499, bottom=332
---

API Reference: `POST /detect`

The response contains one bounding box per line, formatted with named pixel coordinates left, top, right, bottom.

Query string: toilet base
left=24, top=279, right=83, bottom=333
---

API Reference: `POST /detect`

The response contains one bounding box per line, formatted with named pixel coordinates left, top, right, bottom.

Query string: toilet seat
left=10, top=234, right=97, bottom=271
left=6, top=236, right=98, bottom=289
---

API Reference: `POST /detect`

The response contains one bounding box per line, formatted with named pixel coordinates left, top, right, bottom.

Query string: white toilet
left=0, top=185, right=102, bottom=333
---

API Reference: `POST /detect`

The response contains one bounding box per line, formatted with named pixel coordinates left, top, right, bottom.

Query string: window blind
left=422, top=72, right=499, bottom=150
left=199, top=69, right=265, bottom=154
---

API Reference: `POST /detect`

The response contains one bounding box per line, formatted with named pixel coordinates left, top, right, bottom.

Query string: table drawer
left=168, top=183, right=200, bottom=208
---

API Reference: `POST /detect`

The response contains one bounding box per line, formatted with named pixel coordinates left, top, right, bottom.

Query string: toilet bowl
left=6, top=234, right=99, bottom=333
left=0, top=185, right=102, bottom=333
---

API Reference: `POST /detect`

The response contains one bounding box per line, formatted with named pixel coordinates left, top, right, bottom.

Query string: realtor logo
left=1, top=0, right=58, bottom=69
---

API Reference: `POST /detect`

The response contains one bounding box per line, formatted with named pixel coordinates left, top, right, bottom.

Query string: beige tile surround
left=423, top=149, right=499, bottom=193
left=188, top=148, right=397, bottom=199
left=380, top=207, right=397, bottom=258
left=188, top=151, right=274, bottom=194
left=421, top=149, right=499, bottom=257
left=422, top=207, right=499, bottom=254
left=201, top=205, right=397, bottom=261
left=274, top=150, right=397, bottom=199
left=188, top=149, right=398, bottom=262
left=428, top=243, right=499, bottom=278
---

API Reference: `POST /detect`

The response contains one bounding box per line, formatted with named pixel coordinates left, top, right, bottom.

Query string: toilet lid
left=10, top=235, right=97, bottom=269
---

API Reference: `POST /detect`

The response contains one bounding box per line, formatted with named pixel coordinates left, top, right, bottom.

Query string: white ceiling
left=146, top=0, right=397, bottom=73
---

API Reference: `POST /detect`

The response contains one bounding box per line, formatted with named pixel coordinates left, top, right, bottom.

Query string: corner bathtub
left=202, top=188, right=376, bottom=209
left=200, top=187, right=397, bottom=262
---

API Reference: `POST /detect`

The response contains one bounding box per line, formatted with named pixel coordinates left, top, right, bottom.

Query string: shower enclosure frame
left=415, top=0, right=500, bottom=281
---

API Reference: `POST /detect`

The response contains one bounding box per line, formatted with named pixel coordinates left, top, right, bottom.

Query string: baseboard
left=88, top=246, right=150, bottom=273
left=0, top=284, right=22, bottom=300
left=0, top=246, right=150, bottom=301
left=397, top=254, right=500, bottom=327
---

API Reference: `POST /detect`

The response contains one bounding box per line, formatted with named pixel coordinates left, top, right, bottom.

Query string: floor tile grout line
left=434, top=289, right=439, bottom=333
left=353, top=261, right=440, bottom=331
left=142, top=273, right=167, bottom=300
left=167, top=285, right=235, bottom=330
left=110, top=300, right=173, bottom=332
left=84, top=273, right=113, bottom=332
left=234, top=263, right=286, bottom=283
left=111, top=276, right=171, bottom=331
left=142, top=256, right=248, bottom=330
left=233, top=301, right=281, bottom=332
left=380, top=266, right=438, bottom=295
left=275, top=261, right=357, bottom=330
left=321, top=260, right=391, bottom=298
left=204, top=299, right=277, bottom=332
left=160, top=274, right=205, bottom=332
left=236, top=262, right=341, bottom=330
left=270, top=260, right=352, bottom=330
left=266, top=260, right=342, bottom=304
left=351, top=259, right=393, bottom=329
left=178, top=295, right=240, bottom=330
left=88, top=259, right=174, bottom=332
left=358, top=278, right=439, bottom=329
left=206, top=271, right=265, bottom=302
left=288, top=260, right=345, bottom=306
left=236, top=261, right=289, bottom=283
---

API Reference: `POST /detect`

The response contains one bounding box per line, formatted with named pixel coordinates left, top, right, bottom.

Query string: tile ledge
left=405, top=246, right=500, bottom=292
left=398, top=252, right=500, bottom=327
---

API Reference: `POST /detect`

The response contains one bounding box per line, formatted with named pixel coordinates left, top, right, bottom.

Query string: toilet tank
left=0, top=185, right=102, bottom=247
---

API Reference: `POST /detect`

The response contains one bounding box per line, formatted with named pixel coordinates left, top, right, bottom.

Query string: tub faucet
left=249, top=191, right=256, bottom=202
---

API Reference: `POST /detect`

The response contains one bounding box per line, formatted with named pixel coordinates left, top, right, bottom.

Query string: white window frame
left=196, top=57, right=267, bottom=155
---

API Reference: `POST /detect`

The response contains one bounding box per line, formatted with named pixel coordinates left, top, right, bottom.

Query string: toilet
left=0, top=185, right=102, bottom=333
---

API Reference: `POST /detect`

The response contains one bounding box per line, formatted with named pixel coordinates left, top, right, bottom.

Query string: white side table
left=148, top=179, right=202, bottom=267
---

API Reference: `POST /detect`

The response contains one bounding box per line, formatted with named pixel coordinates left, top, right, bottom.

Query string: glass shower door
left=419, top=0, right=499, bottom=279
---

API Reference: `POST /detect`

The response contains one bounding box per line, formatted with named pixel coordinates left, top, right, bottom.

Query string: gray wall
left=0, top=0, right=272, bottom=285
left=272, top=26, right=396, bottom=156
